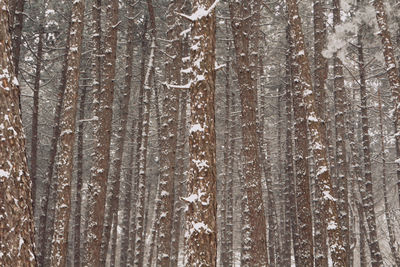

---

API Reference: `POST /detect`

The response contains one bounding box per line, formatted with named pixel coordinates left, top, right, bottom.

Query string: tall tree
left=156, top=0, right=183, bottom=264
left=373, top=0, right=400, bottom=209
left=0, top=0, right=36, bottom=265
left=229, top=1, right=268, bottom=265
left=85, top=0, right=118, bottom=264
left=183, top=0, right=217, bottom=265
left=49, top=0, right=85, bottom=265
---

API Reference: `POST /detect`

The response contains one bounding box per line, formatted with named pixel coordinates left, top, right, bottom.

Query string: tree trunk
left=183, top=0, right=217, bottom=265
left=10, top=0, right=24, bottom=77
left=0, top=1, right=36, bottom=265
left=373, top=0, right=400, bottom=209
left=49, top=0, right=85, bottom=265
left=229, top=1, right=268, bottom=265
left=357, top=26, right=384, bottom=267
left=73, top=71, right=88, bottom=267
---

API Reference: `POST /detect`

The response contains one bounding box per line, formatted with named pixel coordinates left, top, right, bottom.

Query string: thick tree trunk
left=183, top=0, right=217, bottom=265
left=0, top=1, right=36, bottom=265
left=49, top=0, right=85, bottom=265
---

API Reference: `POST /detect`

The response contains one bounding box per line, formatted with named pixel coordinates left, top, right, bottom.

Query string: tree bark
left=183, top=0, right=217, bottom=265
left=0, top=1, right=36, bottom=265
left=49, top=0, right=85, bottom=265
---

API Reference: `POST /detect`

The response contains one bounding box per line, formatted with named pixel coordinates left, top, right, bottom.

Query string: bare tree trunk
left=377, top=84, right=400, bottom=266
left=357, top=26, right=384, bottom=267
left=38, top=15, right=71, bottom=266
left=10, top=0, right=24, bottom=77
left=183, top=0, right=217, bottom=265
left=49, top=0, right=85, bottom=265
left=229, top=1, right=268, bottom=265
left=73, top=71, right=88, bottom=267
left=0, top=1, right=36, bottom=265
left=373, top=0, right=400, bottom=209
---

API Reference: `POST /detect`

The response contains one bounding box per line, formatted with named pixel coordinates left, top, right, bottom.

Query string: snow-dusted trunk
left=183, top=0, right=217, bottom=265
left=377, top=85, right=400, bottom=266
left=134, top=2, right=156, bottom=264
left=357, top=28, right=384, bottom=267
left=30, top=17, right=44, bottom=214
left=85, top=0, right=118, bottom=264
left=286, top=0, right=347, bottom=265
left=49, top=0, right=85, bottom=265
left=283, top=33, right=295, bottom=266
left=357, top=202, right=368, bottom=267
left=73, top=71, right=88, bottom=267
left=373, top=0, right=400, bottom=209
left=229, top=1, right=268, bottom=265
left=313, top=1, right=329, bottom=265
left=10, top=0, right=24, bottom=77
left=0, top=0, right=36, bottom=265
left=38, top=16, right=70, bottom=266
left=170, top=89, right=188, bottom=266
left=332, top=0, right=351, bottom=262
left=156, top=0, right=183, bottom=264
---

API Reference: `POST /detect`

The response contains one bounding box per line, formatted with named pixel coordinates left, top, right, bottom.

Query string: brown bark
left=373, top=0, right=400, bottom=210
left=73, top=71, right=88, bottom=267
left=156, top=0, right=183, bottom=264
left=183, top=0, right=217, bottom=265
left=10, top=0, right=24, bottom=77
left=49, top=0, right=85, bottom=265
left=229, top=1, right=268, bottom=265
left=0, top=1, right=36, bottom=265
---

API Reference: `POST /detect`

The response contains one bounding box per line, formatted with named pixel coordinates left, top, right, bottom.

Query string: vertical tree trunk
left=156, top=0, right=183, bottom=264
left=134, top=1, right=156, bottom=264
left=229, top=1, right=268, bottom=265
left=183, top=0, right=217, bottom=265
left=85, top=0, right=118, bottom=264
left=357, top=26, right=384, bottom=267
left=38, top=15, right=71, bottom=266
left=313, top=1, right=329, bottom=265
left=31, top=12, right=45, bottom=215
left=73, top=71, right=88, bottom=267
left=332, top=0, right=351, bottom=262
left=49, top=0, right=85, bottom=265
left=373, top=0, right=400, bottom=209
left=377, top=85, right=400, bottom=266
left=10, top=0, right=24, bottom=77
left=286, top=0, right=347, bottom=265
left=170, top=89, right=188, bottom=266
left=0, top=1, right=36, bottom=265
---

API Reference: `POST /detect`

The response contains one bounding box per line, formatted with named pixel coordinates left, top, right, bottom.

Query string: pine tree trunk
left=229, top=1, right=268, bottom=265
left=38, top=15, right=70, bottom=266
left=0, top=1, right=36, bottom=265
left=73, top=71, right=88, bottom=267
left=10, top=0, right=24, bottom=77
left=373, top=0, right=400, bottom=209
left=357, top=27, right=384, bottom=267
left=183, top=0, right=217, bottom=265
left=49, top=0, right=85, bottom=265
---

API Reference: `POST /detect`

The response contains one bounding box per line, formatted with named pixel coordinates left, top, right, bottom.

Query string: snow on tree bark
left=49, top=0, right=85, bottom=266
left=229, top=1, right=268, bottom=265
left=286, top=0, right=347, bottom=265
left=85, top=0, right=118, bottom=264
left=183, top=0, right=217, bottom=266
left=0, top=0, right=36, bottom=265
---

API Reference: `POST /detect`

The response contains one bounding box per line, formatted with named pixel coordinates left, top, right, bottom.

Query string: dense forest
left=1, top=0, right=400, bottom=266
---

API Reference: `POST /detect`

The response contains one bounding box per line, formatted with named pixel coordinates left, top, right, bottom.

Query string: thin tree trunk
left=10, top=0, right=24, bottom=77
left=49, top=0, right=85, bottom=265
left=373, top=0, right=400, bottom=209
left=73, top=71, right=88, bottom=267
left=229, top=1, right=268, bottom=265
left=38, top=15, right=71, bottom=266
left=0, top=1, right=36, bottom=265
left=377, top=85, right=400, bottom=266
left=357, top=26, right=384, bottom=267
